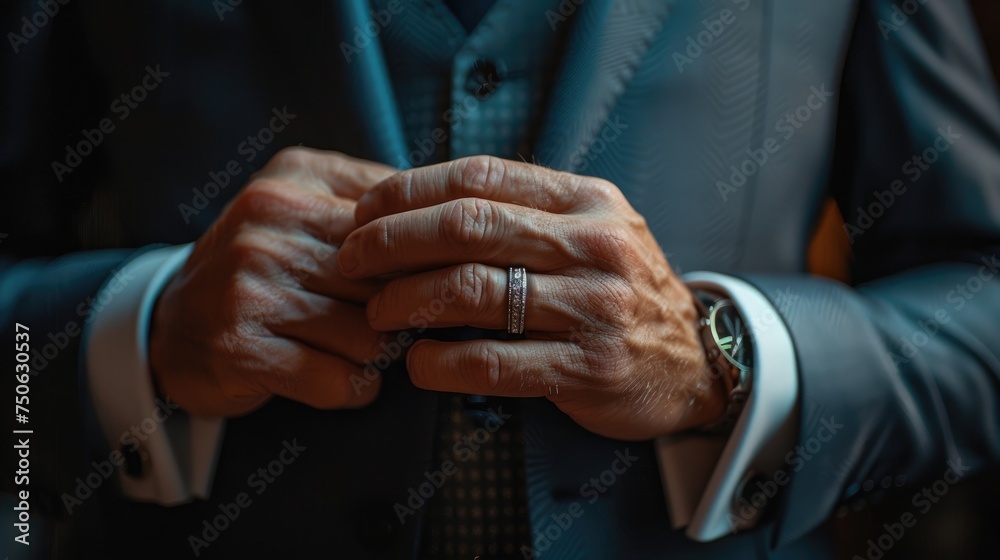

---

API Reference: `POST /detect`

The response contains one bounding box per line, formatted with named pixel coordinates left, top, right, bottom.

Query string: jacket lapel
left=333, top=0, right=673, bottom=172
left=534, top=0, right=674, bottom=173
left=332, top=0, right=409, bottom=166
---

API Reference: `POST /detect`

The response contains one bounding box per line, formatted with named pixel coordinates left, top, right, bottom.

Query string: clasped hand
left=151, top=149, right=723, bottom=439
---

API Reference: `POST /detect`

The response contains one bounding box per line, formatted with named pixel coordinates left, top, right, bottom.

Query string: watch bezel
left=707, top=299, right=753, bottom=372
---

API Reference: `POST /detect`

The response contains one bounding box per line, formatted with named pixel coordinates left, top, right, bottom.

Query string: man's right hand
left=149, top=148, right=396, bottom=417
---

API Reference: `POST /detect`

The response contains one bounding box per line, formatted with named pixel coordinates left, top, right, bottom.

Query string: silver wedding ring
left=507, top=266, right=527, bottom=334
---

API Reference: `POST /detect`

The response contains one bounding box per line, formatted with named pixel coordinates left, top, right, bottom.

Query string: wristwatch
left=694, top=292, right=754, bottom=433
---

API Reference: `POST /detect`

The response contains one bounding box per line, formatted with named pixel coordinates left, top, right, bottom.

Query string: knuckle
left=242, top=176, right=282, bottom=195
left=300, top=192, right=346, bottom=231
left=268, top=146, right=313, bottom=171
left=586, top=178, right=624, bottom=206
left=321, top=150, right=350, bottom=172
left=454, top=155, right=506, bottom=197
left=227, top=272, right=280, bottom=327
left=214, top=373, right=261, bottom=404
left=624, top=212, right=650, bottom=238
left=236, top=179, right=296, bottom=218
left=276, top=285, right=315, bottom=318
left=448, top=263, right=492, bottom=315
left=464, top=342, right=507, bottom=392
left=229, top=235, right=275, bottom=276
left=440, top=198, right=500, bottom=254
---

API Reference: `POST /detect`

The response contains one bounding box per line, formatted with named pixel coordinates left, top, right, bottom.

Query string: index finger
left=355, top=156, right=619, bottom=225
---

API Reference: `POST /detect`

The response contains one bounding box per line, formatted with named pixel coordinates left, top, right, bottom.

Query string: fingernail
left=356, top=194, right=384, bottom=227
left=366, top=292, right=380, bottom=323
left=357, top=190, right=375, bottom=207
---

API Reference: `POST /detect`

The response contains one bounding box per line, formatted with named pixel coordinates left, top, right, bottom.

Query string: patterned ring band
left=507, top=266, right=527, bottom=335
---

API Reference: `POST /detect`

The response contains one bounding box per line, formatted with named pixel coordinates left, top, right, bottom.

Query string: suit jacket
left=2, top=0, right=999, bottom=558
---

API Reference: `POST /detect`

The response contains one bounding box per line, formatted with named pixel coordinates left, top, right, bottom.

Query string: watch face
left=709, top=300, right=753, bottom=371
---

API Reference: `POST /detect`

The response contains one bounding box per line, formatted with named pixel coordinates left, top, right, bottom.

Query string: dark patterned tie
left=420, top=393, right=532, bottom=558
left=420, top=1, right=533, bottom=556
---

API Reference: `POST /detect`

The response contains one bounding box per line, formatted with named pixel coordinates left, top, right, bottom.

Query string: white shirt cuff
left=86, top=243, right=225, bottom=505
left=656, top=272, right=799, bottom=541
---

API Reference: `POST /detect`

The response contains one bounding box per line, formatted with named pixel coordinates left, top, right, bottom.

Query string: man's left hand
left=338, top=156, right=725, bottom=440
